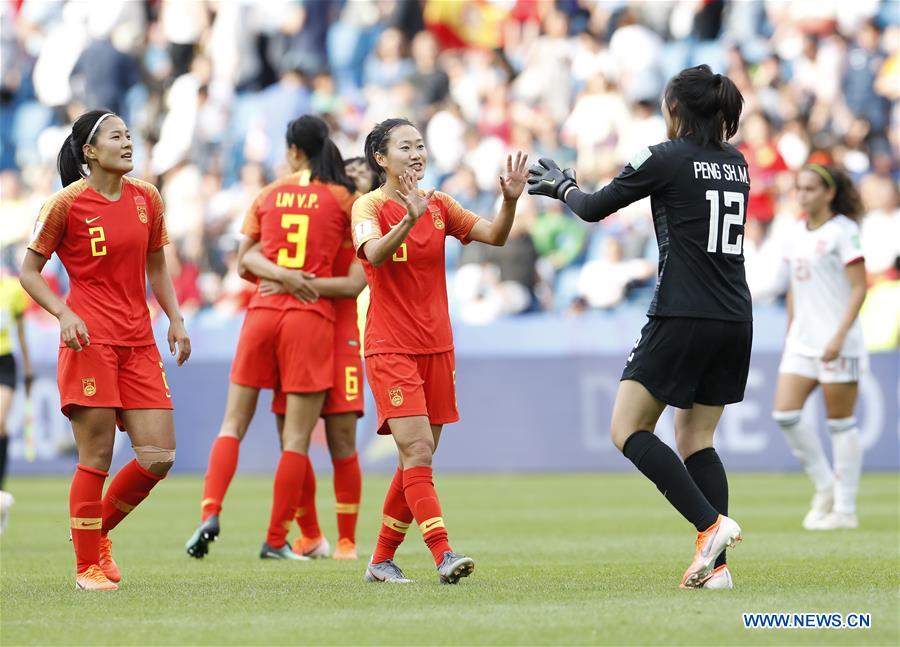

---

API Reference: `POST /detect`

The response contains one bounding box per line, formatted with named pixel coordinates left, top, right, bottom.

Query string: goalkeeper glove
left=526, top=158, right=578, bottom=201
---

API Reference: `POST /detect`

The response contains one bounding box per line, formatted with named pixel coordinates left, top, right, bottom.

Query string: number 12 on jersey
left=705, top=190, right=744, bottom=255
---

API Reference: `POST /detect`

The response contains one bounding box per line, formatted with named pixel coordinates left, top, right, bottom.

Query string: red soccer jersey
left=332, top=236, right=362, bottom=356
left=242, top=171, right=354, bottom=321
left=28, top=177, right=169, bottom=346
left=351, top=188, right=479, bottom=356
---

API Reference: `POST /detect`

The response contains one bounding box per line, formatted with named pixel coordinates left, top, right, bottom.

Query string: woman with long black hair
left=529, top=65, right=750, bottom=589
left=20, top=110, right=190, bottom=590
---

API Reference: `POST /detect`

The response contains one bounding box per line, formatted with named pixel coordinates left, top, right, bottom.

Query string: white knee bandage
left=826, top=417, right=857, bottom=434
left=772, top=410, right=803, bottom=428
left=133, top=445, right=175, bottom=471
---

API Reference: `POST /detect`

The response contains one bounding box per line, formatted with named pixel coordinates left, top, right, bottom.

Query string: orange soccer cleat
left=98, top=535, right=121, bottom=583
left=680, top=515, right=742, bottom=589
left=332, top=538, right=358, bottom=560
left=292, top=535, right=331, bottom=559
left=75, top=565, right=118, bottom=591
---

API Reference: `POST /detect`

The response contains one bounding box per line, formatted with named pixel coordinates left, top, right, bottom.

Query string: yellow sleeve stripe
left=383, top=515, right=411, bottom=534
left=335, top=503, right=360, bottom=514
left=70, top=517, right=102, bottom=529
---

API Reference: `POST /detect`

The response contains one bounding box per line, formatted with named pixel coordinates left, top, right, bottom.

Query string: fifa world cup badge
left=82, top=377, right=97, bottom=397
left=389, top=387, right=404, bottom=407
left=134, top=195, right=148, bottom=223
left=429, top=204, right=444, bottom=230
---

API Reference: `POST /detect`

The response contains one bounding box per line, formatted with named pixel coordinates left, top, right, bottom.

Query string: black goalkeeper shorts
left=620, top=316, right=752, bottom=409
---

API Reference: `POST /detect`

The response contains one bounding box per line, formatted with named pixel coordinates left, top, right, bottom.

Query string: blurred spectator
left=0, top=0, right=895, bottom=327
left=576, top=237, right=654, bottom=310
left=739, top=112, right=791, bottom=226
left=532, top=202, right=587, bottom=273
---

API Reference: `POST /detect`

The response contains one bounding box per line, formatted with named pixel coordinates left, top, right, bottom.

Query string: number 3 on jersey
left=277, top=214, right=310, bottom=268
left=705, top=190, right=744, bottom=255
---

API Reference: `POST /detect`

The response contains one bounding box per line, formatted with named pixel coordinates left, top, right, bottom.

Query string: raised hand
left=526, top=157, right=578, bottom=201
left=396, top=169, right=435, bottom=221
left=499, top=151, right=529, bottom=201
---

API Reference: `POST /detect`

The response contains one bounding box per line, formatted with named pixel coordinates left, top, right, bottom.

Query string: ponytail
left=285, top=115, right=355, bottom=192
left=364, top=117, right=414, bottom=182
left=56, top=109, right=118, bottom=186
left=664, top=65, right=744, bottom=146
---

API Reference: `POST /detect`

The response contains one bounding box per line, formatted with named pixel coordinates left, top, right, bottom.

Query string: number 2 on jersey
left=705, top=190, right=744, bottom=255
left=89, top=226, right=107, bottom=256
left=277, top=214, right=310, bottom=268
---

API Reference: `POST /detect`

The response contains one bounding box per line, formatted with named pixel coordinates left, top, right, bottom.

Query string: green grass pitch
left=1, top=473, right=898, bottom=645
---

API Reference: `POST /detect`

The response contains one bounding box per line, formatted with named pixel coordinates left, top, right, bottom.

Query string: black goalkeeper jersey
left=564, top=137, right=753, bottom=322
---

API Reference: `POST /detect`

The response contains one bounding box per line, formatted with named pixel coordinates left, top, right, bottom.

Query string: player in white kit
left=773, top=164, right=867, bottom=530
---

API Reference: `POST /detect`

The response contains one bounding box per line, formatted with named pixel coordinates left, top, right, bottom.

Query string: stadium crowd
left=0, top=0, right=897, bottom=344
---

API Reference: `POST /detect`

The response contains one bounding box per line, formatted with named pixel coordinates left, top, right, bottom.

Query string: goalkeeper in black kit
left=528, top=64, right=752, bottom=590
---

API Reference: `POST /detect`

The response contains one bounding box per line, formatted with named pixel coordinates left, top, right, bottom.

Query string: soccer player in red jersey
left=244, top=149, right=373, bottom=560
left=267, top=256, right=366, bottom=561
left=185, top=116, right=357, bottom=561
left=353, top=118, right=528, bottom=584
left=247, top=147, right=371, bottom=560
left=19, top=110, right=191, bottom=591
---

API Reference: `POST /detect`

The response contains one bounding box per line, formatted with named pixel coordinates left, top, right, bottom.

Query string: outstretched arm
left=467, top=152, right=528, bottom=246
left=528, top=149, right=666, bottom=223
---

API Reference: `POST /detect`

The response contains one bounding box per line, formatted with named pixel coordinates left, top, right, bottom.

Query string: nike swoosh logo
left=541, top=179, right=556, bottom=185
left=86, top=217, right=101, bottom=224
left=80, top=521, right=101, bottom=527
left=423, top=521, right=441, bottom=530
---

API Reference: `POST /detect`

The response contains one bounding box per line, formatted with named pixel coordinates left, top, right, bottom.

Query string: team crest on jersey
left=815, top=239, right=827, bottom=255
left=82, top=378, right=97, bottom=397
left=429, top=204, right=444, bottom=230
left=389, top=387, right=403, bottom=407
left=134, top=195, right=148, bottom=223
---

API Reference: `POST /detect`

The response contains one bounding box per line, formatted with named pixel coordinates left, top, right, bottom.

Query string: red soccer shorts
left=272, top=353, right=364, bottom=417
left=58, top=344, right=172, bottom=422
left=365, top=351, right=458, bottom=435
left=230, top=308, right=333, bottom=393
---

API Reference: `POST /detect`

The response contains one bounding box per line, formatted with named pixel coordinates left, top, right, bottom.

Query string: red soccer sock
left=70, top=464, right=107, bottom=573
left=266, top=450, right=307, bottom=548
left=101, top=459, right=164, bottom=535
left=333, top=453, right=361, bottom=544
left=370, top=468, right=413, bottom=564
left=201, top=436, right=240, bottom=520
left=403, top=466, right=452, bottom=566
left=295, top=455, right=321, bottom=539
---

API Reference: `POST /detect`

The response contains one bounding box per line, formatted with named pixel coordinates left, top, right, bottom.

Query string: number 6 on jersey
left=705, top=190, right=744, bottom=255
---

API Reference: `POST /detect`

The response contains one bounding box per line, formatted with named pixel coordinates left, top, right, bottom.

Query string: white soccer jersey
left=783, top=215, right=865, bottom=357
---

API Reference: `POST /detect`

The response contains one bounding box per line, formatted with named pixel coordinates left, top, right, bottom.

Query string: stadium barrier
left=6, top=308, right=897, bottom=474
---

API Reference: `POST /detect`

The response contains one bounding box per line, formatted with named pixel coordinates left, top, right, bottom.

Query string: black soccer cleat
left=185, top=515, right=220, bottom=558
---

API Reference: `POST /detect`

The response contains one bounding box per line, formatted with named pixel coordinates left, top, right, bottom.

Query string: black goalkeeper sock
left=685, top=447, right=729, bottom=567
left=0, top=435, right=8, bottom=490
left=622, top=431, right=719, bottom=532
